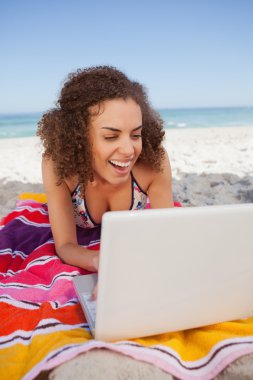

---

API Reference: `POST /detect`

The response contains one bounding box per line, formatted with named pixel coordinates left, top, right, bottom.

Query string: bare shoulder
left=132, top=162, right=154, bottom=192
left=133, top=151, right=173, bottom=208
left=133, top=151, right=172, bottom=192
left=41, top=157, right=78, bottom=251
left=41, top=156, right=57, bottom=190
left=42, top=156, right=78, bottom=194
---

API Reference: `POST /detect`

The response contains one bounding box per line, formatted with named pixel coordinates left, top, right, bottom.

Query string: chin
left=110, top=174, right=130, bottom=185
left=111, top=171, right=131, bottom=184
left=94, top=171, right=129, bottom=186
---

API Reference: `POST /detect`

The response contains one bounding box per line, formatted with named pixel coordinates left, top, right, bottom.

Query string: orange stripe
left=0, top=302, right=85, bottom=336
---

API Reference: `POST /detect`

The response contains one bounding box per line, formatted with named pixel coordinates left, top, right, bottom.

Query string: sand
left=165, top=126, right=253, bottom=206
left=0, top=126, right=253, bottom=216
left=1, top=127, right=253, bottom=378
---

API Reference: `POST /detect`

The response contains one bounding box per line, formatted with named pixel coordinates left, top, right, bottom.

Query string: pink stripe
left=2, top=279, right=78, bottom=303
left=1, top=260, right=78, bottom=285
left=16, top=200, right=45, bottom=208
left=25, top=341, right=253, bottom=380
left=204, top=345, right=253, bottom=380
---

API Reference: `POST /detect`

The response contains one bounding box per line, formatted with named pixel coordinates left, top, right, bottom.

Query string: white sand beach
left=0, top=126, right=253, bottom=216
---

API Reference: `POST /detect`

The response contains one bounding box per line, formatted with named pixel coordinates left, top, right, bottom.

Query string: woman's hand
left=86, top=249, right=100, bottom=272
left=55, top=242, right=100, bottom=272
left=92, top=283, right=98, bottom=300
left=89, top=250, right=99, bottom=300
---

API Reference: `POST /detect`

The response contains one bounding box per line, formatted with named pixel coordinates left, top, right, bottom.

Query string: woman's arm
left=42, top=157, right=99, bottom=271
left=147, top=151, right=174, bottom=209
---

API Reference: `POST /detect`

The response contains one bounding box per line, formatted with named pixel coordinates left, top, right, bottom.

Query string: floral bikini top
left=71, top=172, right=148, bottom=229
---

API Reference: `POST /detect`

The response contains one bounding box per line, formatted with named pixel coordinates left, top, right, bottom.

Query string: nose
left=118, top=137, right=135, bottom=156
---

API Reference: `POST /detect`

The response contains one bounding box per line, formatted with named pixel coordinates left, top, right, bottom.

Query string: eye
left=132, top=134, right=142, bottom=139
left=104, top=136, right=118, bottom=140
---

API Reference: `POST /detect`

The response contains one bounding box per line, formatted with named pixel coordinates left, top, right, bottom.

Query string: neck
left=89, top=172, right=131, bottom=191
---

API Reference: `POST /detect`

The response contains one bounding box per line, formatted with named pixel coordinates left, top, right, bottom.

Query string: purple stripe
left=0, top=219, right=101, bottom=256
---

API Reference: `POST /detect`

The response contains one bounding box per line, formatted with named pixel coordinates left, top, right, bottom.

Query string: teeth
left=109, top=160, right=130, bottom=168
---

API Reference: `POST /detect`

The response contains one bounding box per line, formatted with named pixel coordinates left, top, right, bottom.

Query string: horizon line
left=0, top=104, right=253, bottom=116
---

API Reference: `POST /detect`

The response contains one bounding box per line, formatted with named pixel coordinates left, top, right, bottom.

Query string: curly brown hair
left=37, top=66, right=165, bottom=193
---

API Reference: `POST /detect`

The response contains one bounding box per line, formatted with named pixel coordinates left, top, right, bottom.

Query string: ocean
left=0, top=107, right=252, bottom=139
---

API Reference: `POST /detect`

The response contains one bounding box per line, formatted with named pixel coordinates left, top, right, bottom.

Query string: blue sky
left=0, top=0, right=252, bottom=113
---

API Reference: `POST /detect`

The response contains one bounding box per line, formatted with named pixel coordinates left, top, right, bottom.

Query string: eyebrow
left=101, top=125, right=143, bottom=132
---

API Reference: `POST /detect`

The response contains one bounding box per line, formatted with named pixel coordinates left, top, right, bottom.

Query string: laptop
left=73, top=203, right=253, bottom=342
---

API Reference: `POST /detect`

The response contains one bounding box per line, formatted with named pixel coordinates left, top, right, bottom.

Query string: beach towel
left=1, top=196, right=253, bottom=380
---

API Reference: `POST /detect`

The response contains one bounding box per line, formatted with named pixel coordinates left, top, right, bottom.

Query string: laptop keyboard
left=82, top=292, right=97, bottom=324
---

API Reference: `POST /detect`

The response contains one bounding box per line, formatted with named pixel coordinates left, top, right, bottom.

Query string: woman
left=37, top=65, right=173, bottom=273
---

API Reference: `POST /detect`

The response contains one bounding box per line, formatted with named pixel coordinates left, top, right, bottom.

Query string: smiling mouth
left=108, top=160, right=131, bottom=168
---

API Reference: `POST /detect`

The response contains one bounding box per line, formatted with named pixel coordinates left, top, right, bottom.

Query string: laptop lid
left=94, top=203, right=253, bottom=341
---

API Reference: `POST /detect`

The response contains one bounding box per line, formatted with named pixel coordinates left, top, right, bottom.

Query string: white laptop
left=73, top=203, right=253, bottom=342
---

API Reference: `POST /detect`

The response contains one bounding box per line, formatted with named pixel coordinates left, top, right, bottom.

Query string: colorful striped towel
left=1, top=199, right=253, bottom=380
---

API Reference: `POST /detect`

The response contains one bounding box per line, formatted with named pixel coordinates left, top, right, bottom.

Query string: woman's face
left=88, top=97, right=143, bottom=186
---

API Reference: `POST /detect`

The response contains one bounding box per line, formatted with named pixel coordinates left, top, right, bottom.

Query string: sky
left=0, top=0, right=253, bottom=113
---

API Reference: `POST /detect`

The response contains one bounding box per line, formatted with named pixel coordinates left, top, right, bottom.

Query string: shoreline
left=0, top=126, right=253, bottom=216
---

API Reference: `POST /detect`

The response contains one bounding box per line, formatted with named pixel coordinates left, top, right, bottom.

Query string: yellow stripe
left=18, top=193, right=47, bottom=203
left=1, top=319, right=253, bottom=378
left=132, top=317, right=253, bottom=361
left=0, top=328, right=91, bottom=380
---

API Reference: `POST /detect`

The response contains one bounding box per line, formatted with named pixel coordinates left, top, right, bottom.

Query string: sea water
left=0, top=113, right=42, bottom=139
left=0, top=107, right=253, bottom=139
left=160, top=107, right=253, bottom=129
